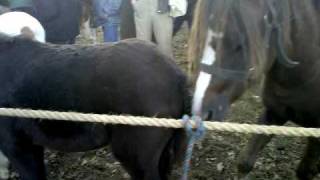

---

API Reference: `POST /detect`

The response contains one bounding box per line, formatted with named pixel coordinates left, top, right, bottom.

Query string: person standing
left=34, top=0, right=82, bottom=44
left=131, top=0, right=173, bottom=56
left=93, top=0, right=122, bottom=42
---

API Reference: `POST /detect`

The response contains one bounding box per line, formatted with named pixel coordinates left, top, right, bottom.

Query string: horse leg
left=0, top=135, right=46, bottom=180
left=237, top=109, right=287, bottom=178
left=0, top=151, right=9, bottom=180
left=296, top=137, right=320, bottom=180
left=111, top=126, right=173, bottom=180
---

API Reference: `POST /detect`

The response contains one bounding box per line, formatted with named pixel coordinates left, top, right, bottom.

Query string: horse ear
left=20, top=26, right=35, bottom=41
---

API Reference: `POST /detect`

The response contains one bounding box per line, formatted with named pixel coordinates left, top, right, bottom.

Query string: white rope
left=0, top=108, right=319, bottom=137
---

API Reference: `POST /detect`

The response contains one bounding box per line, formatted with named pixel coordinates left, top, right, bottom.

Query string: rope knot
left=182, top=115, right=206, bottom=140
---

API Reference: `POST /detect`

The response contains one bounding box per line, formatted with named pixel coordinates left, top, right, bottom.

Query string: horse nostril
left=202, top=110, right=213, bottom=121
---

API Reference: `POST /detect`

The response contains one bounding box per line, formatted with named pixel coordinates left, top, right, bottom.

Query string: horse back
left=1, top=38, right=187, bottom=117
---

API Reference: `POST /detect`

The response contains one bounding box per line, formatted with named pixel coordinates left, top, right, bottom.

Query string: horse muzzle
left=201, top=94, right=230, bottom=121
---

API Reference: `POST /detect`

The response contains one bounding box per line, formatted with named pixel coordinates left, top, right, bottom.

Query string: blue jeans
left=103, top=23, right=119, bottom=42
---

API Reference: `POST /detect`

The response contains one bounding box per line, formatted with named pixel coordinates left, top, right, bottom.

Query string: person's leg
left=103, top=22, right=119, bottom=42
left=173, top=16, right=185, bottom=36
left=132, top=0, right=152, bottom=41
left=120, top=0, right=136, bottom=39
left=153, top=12, right=173, bottom=56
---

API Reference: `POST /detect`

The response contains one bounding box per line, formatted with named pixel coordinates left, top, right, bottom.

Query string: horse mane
left=237, top=0, right=271, bottom=80
left=189, top=0, right=319, bottom=83
left=289, top=0, right=319, bottom=47
left=239, top=0, right=319, bottom=79
left=187, top=0, right=239, bottom=80
left=187, top=0, right=214, bottom=80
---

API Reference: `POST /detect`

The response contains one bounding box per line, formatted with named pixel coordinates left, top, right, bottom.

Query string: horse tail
left=172, top=80, right=192, bottom=161
left=159, top=76, right=191, bottom=177
left=187, top=0, right=214, bottom=81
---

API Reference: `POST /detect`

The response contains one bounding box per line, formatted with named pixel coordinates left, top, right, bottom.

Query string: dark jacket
left=157, top=0, right=169, bottom=13
left=33, top=0, right=82, bottom=44
left=0, top=0, right=9, bottom=6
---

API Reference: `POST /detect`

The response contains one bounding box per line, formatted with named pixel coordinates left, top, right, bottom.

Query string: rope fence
left=0, top=108, right=320, bottom=137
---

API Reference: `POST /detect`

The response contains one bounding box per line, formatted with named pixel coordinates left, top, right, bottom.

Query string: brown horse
left=189, top=0, right=320, bottom=179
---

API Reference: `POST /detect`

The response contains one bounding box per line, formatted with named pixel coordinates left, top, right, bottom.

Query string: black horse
left=0, top=32, right=189, bottom=180
left=189, top=0, right=320, bottom=179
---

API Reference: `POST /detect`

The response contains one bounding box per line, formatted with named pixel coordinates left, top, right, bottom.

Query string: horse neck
left=266, top=42, right=320, bottom=90
left=264, top=0, right=320, bottom=88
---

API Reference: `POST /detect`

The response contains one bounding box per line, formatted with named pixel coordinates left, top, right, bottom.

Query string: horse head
left=190, top=0, right=297, bottom=121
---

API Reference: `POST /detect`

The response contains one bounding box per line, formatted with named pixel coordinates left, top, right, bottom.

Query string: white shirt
left=169, top=0, right=187, bottom=17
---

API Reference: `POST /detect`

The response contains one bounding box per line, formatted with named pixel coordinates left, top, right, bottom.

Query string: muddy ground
left=10, top=26, right=319, bottom=180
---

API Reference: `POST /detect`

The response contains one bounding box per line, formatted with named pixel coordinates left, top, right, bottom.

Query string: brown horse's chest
left=263, top=80, right=320, bottom=126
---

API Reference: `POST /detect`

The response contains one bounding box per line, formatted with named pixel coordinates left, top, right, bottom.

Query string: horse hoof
left=237, top=173, right=252, bottom=180
left=237, top=162, right=254, bottom=177
left=296, top=168, right=316, bottom=180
